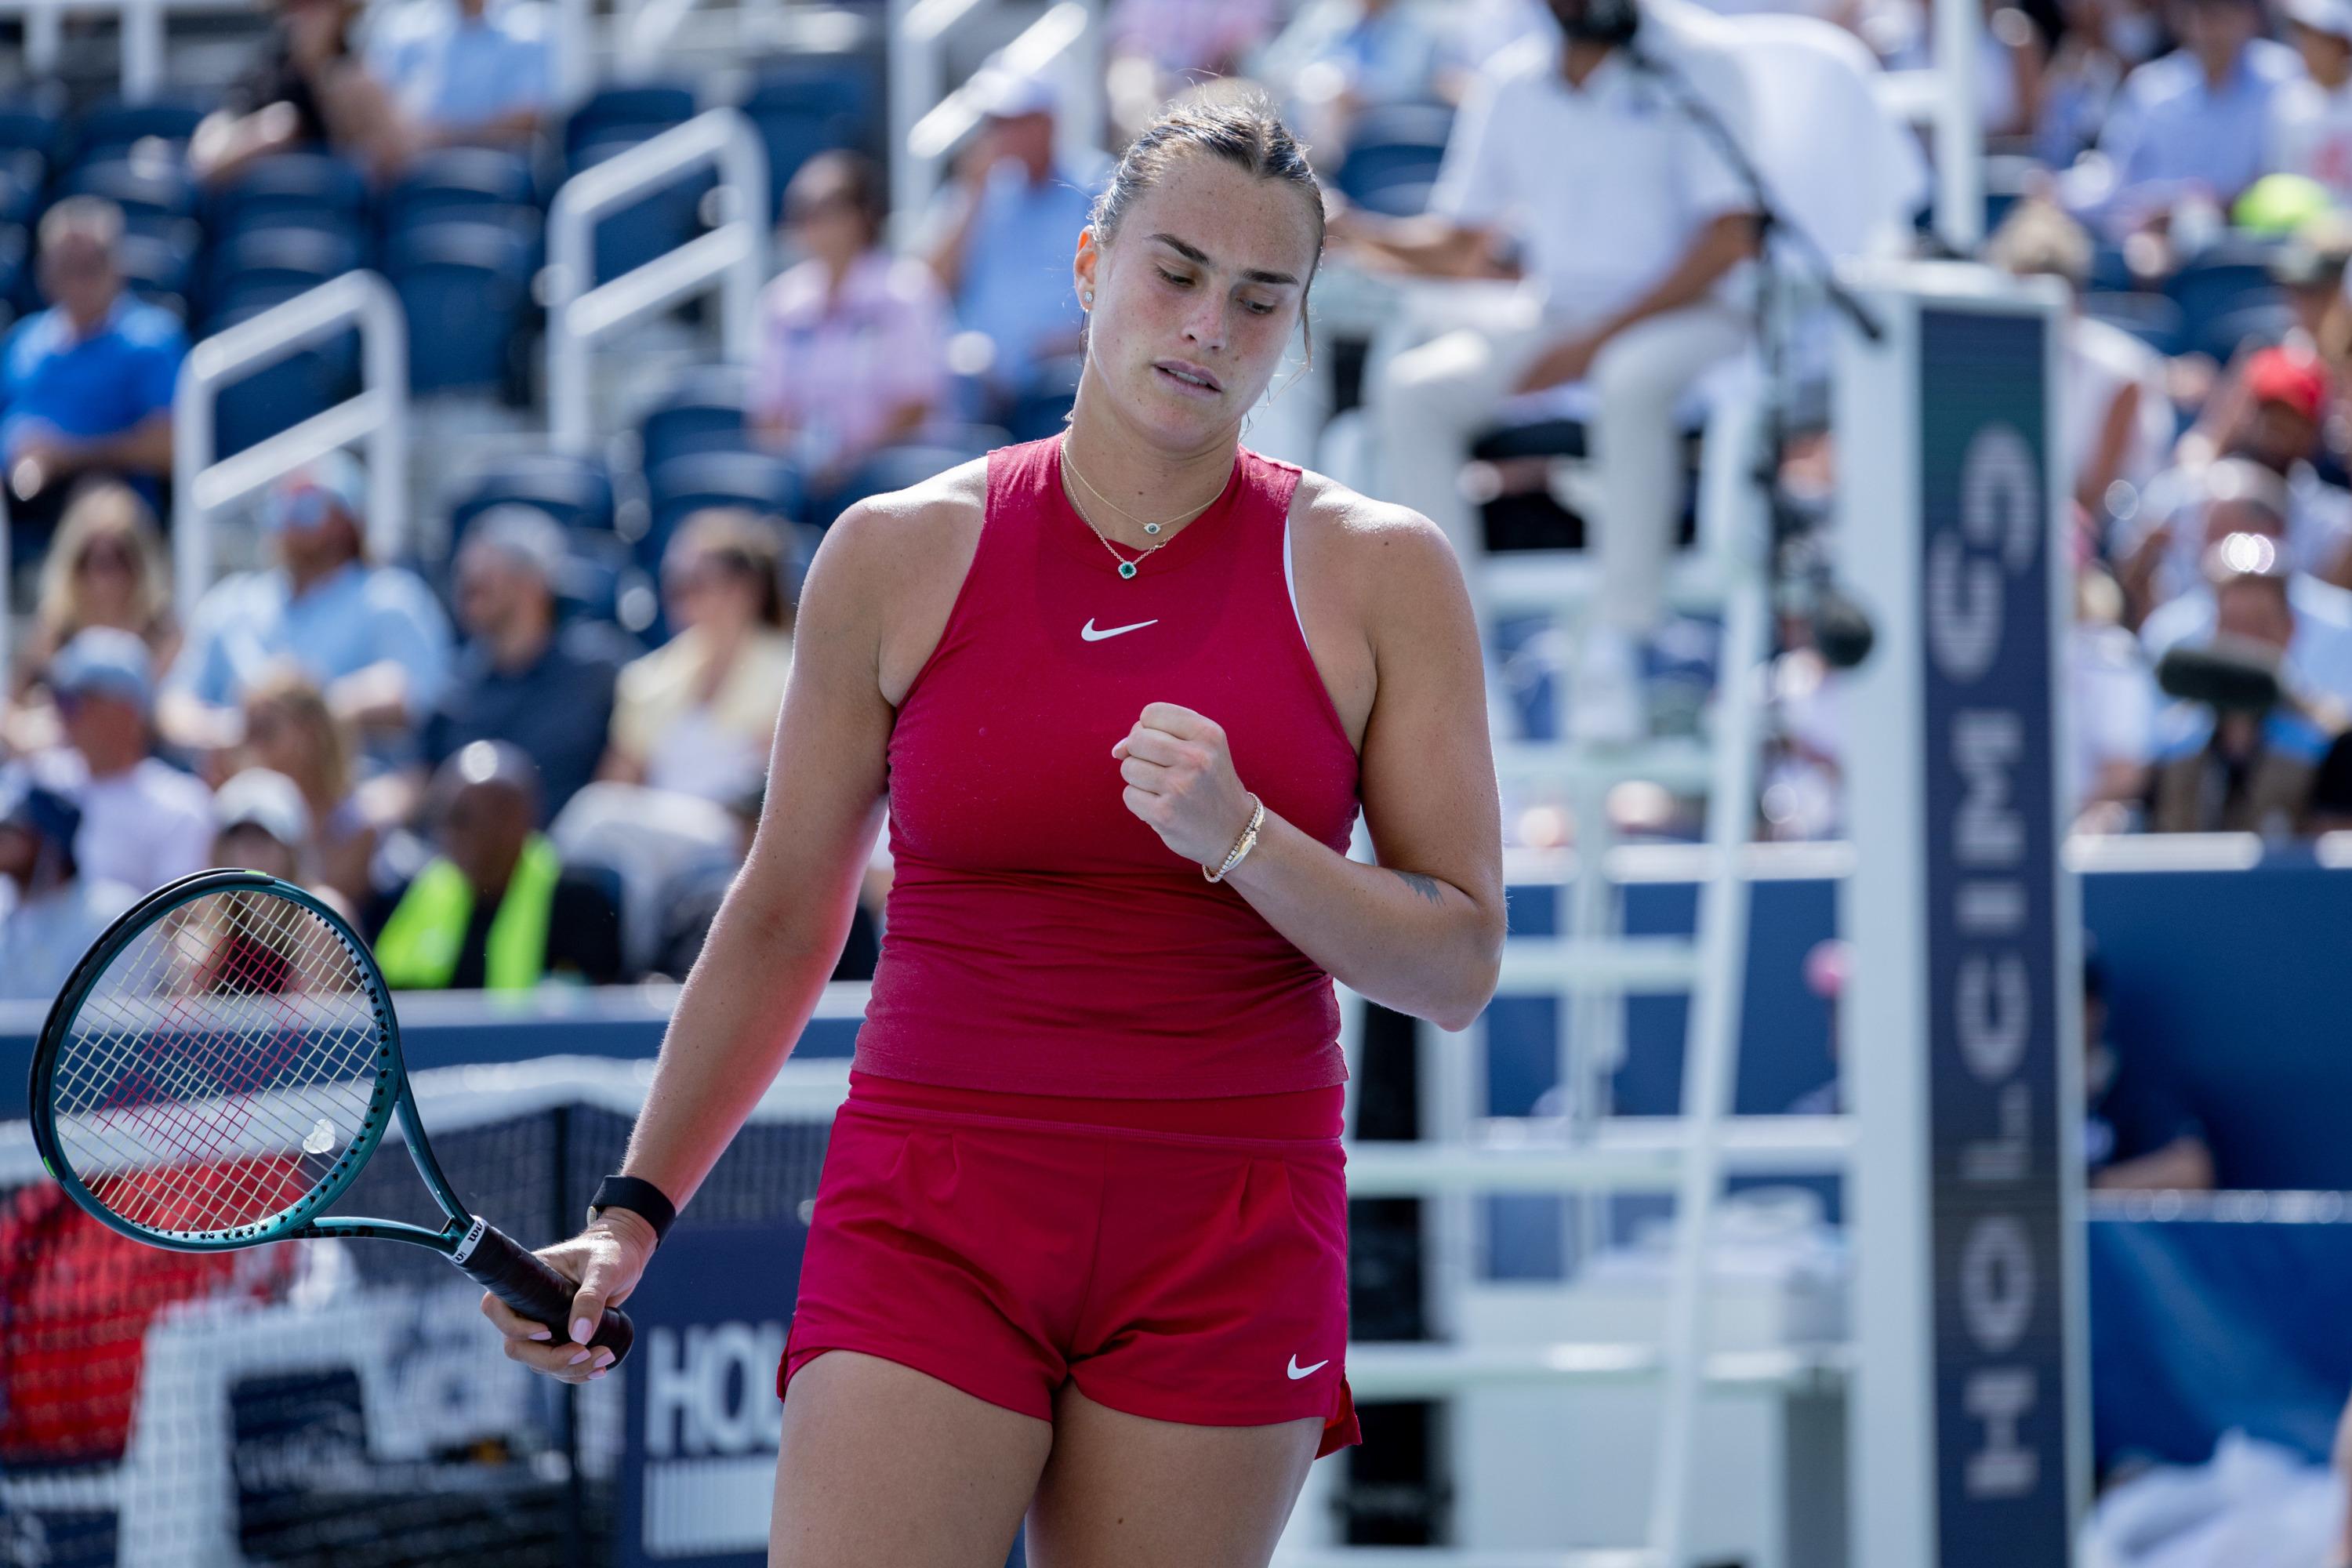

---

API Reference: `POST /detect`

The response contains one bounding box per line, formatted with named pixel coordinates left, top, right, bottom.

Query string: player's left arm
left=1120, top=504, right=1504, bottom=1031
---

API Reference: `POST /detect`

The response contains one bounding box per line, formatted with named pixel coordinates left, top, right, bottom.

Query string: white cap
left=215, top=768, right=312, bottom=848
left=974, top=64, right=1056, bottom=120
left=2289, top=0, right=2352, bottom=39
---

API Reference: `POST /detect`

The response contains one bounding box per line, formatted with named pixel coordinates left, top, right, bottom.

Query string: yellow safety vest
left=375, top=833, right=561, bottom=991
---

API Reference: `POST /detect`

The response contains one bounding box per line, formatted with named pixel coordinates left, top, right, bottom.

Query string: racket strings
left=50, top=888, right=391, bottom=1238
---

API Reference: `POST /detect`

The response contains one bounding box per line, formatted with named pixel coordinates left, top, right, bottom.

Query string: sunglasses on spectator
left=76, top=542, right=135, bottom=575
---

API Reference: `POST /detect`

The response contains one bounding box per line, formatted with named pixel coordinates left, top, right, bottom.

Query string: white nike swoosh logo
left=1081, top=617, right=1159, bottom=641
left=1287, top=1356, right=1328, bottom=1380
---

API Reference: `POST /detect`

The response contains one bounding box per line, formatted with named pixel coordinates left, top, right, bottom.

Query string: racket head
left=28, top=869, right=412, bottom=1252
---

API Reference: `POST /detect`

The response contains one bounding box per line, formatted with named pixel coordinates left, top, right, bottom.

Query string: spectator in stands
left=1106, top=0, right=1283, bottom=139
left=158, top=450, right=453, bottom=759
left=2082, top=0, right=2303, bottom=252
left=15, top=483, right=176, bottom=699
left=0, top=199, right=183, bottom=557
left=922, top=68, right=1103, bottom=424
left=2074, top=561, right=2159, bottom=831
left=2146, top=535, right=2342, bottom=833
left=2270, top=0, right=2352, bottom=204
left=754, top=152, right=950, bottom=514
left=599, top=509, right=793, bottom=808
left=423, top=506, right=628, bottom=826
left=2270, top=215, right=2352, bottom=369
left=191, top=0, right=414, bottom=186
left=0, top=782, right=132, bottom=1002
left=238, top=668, right=377, bottom=909
left=372, top=740, right=623, bottom=989
left=365, top=0, right=554, bottom=152
left=207, top=766, right=310, bottom=884
left=1987, top=197, right=2175, bottom=517
left=2084, top=946, right=2217, bottom=1189
left=28, top=628, right=213, bottom=896
left=1341, top=0, right=1759, bottom=743
left=1257, top=0, right=1457, bottom=156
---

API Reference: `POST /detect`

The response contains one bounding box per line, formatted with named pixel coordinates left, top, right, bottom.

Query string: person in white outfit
left=1330, top=0, right=1759, bottom=742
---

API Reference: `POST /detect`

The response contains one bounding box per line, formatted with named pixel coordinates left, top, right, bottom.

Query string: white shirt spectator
left=2126, top=460, right=2352, bottom=604
left=1427, top=20, right=1756, bottom=329
left=0, top=876, right=134, bottom=1000
left=2267, top=77, right=2352, bottom=200
left=2141, top=571, right=2352, bottom=710
left=2070, top=621, right=2158, bottom=814
left=2067, top=314, right=2176, bottom=496
left=15, top=750, right=213, bottom=895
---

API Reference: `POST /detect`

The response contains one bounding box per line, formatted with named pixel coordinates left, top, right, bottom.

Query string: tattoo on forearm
left=1389, top=869, right=1446, bottom=906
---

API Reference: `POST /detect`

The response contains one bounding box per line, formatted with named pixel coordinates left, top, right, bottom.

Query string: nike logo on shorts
left=1287, top=1355, right=1328, bottom=1380
left=1082, top=617, right=1159, bottom=641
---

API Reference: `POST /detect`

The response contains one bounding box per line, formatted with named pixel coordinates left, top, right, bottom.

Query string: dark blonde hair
left=1087, top=88, right=1325, bottom=376
left=244, top=666, right=352, bottom=804
left=668, top=507, right=790, bottom=630
left=36, top=481, right=171, bottom=644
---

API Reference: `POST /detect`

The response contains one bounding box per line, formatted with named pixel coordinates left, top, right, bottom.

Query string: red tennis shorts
left=779, top=1069, right=1362, bottom=1459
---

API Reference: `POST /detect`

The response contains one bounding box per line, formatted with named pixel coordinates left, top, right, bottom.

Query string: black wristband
left=586, top=1174, right=677, bottom=1248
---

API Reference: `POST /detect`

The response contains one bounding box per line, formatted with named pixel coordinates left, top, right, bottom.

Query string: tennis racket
left=24, top=868, right=633, bottom=1364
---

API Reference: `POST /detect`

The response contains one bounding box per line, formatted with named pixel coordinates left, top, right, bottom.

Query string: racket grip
left=456, top=1221, right=637, bottom=1366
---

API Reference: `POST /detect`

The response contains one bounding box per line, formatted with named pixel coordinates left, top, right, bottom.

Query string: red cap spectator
left=2245, top=346, right=2331, bottom=422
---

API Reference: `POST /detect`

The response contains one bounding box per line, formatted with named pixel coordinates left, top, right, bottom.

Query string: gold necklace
left=1059, top=448, right=1225, bottom=580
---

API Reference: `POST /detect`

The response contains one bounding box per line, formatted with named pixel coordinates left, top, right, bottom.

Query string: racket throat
left=449, top=1214, right=489, bottom=1265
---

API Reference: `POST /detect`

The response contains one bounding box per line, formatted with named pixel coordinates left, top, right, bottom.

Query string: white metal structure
left=170, top=269, right=409, bottom=624
left=888, top=0, right=1105, bottom=244
left=544, top=107, right=770, bottom=456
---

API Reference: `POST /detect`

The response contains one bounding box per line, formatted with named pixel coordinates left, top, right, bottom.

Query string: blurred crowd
left=18, top=0, right=2352, bottom=996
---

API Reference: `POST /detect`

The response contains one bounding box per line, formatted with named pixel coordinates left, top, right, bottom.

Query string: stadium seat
left=387, top=219, right=534, bottom=394
left=2166, top=242, right=2282, bottom=361
left=201, top=226, right=364, bottom=327
left=64, top=155, right=202, bottom=232
left=208, top=152, right=369, bottom=241
left=637, top=362, right=758, bottom=471
left=570, top=135, right=713, bottom=287
left=64, top=95, right=209, bottom=167
left=642, top=448, right=802, bottom=567
left=0, top=101, right=60, bottom=166
left=209, top=301, right=356, bottom=459
left=113, top=224, right=202, bottom=320
left=1335, top=103, right=1453, bottom=211
left=0, top=224, right=27, bottom=325
left=821, top=438, right=989, bottom=524
left=381, top=147, right=538, bottom=234
left=2080, top=292, right=2187, bottom=356
left=561, top=83, right=697, bottom=165
left=0, top=161, right=38, bottom=228
left=446, top=452, right=618, bottom=543
left=739, top=63, right=871, bottom=213
left=2206, top=299, right=2297, bottom=360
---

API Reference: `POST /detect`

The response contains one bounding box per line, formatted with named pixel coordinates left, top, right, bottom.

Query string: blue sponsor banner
left=1917, top=307, right=2074, bottom=1563
left=619, top=1224, right=805, bottom=1568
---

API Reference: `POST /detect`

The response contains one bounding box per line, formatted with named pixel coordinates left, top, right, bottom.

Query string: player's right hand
left=479, top=1210, right=658, bottom=1384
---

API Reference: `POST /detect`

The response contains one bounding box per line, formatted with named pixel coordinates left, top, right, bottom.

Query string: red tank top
left=851, top=433, right=1363, bottom=1099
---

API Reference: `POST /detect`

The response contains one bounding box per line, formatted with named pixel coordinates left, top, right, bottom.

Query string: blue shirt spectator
left=2092, top=0, right=2304, bottom=227
left=1261, top=0, right=1455, bottom=147
left=367, top=0, right=553, bottom=147
left=0, top=198, right=184, bottom=549
left=159, top=449, right=452, bottom=758
left=924, top=70, right=1105, bottom=404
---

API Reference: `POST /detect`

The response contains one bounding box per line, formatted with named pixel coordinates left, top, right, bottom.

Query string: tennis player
left=481, top=89, right=1505, bottom=1567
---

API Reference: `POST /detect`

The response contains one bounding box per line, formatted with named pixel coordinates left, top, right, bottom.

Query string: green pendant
left=1118, top=561, right=1138, bottom=579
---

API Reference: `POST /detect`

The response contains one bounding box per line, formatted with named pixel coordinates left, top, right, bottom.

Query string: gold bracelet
left=1204, top=794, right=1265, bottom=883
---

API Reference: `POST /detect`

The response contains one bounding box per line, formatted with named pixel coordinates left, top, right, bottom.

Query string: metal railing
left=889, top=0, right=1104, bottom=244
left=543, top=106, right=768, bottom=455
left=170, top=269, right=408, bottom=625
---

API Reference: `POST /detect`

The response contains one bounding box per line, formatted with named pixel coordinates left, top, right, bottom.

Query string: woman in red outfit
left=481, top=89, right=1504, bottom=1566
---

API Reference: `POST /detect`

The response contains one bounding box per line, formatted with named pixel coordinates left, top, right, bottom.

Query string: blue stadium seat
left=388, top=220, right=533, bottom=394
left=114, top=225, right=202, bottom=320
left=571, top=135, right=712, bottom=286
left=0, top=224, right=27, bottom=324
left=2080, top=291, right=2186, bottom=356
left=562, top=84, right=697, bottom=165
left=382, top=147, right=538, bottom=233
left=0, top=160, right=38, bottom=227
left=2166, top=243, right=2282, bottom=361
left=2208, top=299, right=2296, bottom=360
left=448, top=452, right=618, bottom=543
left=1335, top=102, right=1454, bottom=210
left=201, top=226, right=364, bottom=326
left=822, top=437, right=993, bottom=522
left=65, top=95, right=209, bottom=167
left=643, top=448, right=802, bottom=566
left=638, top=363, right=757, bottom=471
left=64, top=155, right=202, bottom=231
left=210, top=301, right=356, bottom=459
left=209, top=152, right=369, bottom=241
left=0, top=100, right=61, bottom=165
left=740, top=64, right=870, bottom=212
